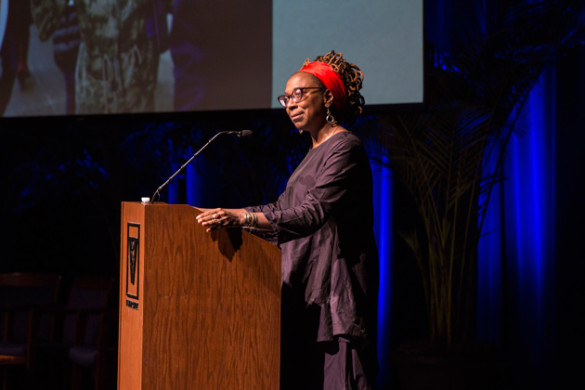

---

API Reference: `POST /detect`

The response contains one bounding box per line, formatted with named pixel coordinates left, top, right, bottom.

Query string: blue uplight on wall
left=370, top=158, right=393, bottom=389
left=477, top=68, right=556, bottom=366
left=504, top=68, right=556, bottom=365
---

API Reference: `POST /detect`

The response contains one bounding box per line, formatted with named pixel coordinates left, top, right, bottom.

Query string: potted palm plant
left=364, top=1, right=585, bottom=387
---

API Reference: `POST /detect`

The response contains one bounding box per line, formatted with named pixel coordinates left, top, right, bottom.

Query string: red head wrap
left=298, top=61, right=347, bottom=111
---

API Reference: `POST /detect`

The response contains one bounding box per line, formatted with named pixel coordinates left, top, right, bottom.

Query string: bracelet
left=243, top=212, right=258, bottom=228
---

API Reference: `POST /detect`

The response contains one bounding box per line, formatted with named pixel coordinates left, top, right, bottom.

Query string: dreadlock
left=303, top=51, right=365, bottom=123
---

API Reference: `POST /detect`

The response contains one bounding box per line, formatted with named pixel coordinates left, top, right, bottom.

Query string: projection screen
left=0, top=0, right=423, bottom=118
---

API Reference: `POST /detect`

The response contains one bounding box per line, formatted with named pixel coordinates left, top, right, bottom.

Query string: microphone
left=148, top=130, right=253, bottom=203
left=236, top=129, right=253, bottom=138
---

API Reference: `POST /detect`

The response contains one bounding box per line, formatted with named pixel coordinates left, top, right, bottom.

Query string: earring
left=326, top=107, right=336, bottom=124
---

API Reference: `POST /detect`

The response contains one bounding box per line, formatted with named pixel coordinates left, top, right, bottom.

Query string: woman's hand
left=196, top=208, right=245, bottom=232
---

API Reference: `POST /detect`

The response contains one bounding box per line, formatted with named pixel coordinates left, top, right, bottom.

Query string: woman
left=196, top=51, right=378, bottom=390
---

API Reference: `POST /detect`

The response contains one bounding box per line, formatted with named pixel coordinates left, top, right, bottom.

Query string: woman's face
left=283, top=72, right=329, bottom=132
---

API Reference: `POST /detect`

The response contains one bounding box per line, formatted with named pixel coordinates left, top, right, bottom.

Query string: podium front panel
left=118, top=202, right=281, bottom=390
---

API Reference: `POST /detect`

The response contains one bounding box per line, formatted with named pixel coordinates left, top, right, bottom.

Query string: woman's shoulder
left=328, top=130, right=364, bottom=151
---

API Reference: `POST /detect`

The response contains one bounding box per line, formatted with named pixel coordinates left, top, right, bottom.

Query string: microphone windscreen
left=238, top=130, right=254, bottom=138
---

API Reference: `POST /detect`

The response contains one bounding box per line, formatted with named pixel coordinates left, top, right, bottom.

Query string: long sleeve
left=250, top=134, right=366, bottom=244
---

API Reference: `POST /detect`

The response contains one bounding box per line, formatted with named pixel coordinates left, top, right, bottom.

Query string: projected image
left=0, top=0, right=422, bottom=118
left=0, top=0, right=272, bottom=117
left=1, top=0, right=170, bottom=116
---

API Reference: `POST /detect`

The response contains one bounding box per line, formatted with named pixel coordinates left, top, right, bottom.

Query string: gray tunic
left=247, top=131, right=378, bottom=346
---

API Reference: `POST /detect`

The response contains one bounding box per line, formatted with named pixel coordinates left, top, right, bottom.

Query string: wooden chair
left=69, top=309, right=118, bottom=390
left=69, top=275, right=117, bottom=390
left=31, top=274, right=117, bottom=390
left=0, top=272, right=62, bottom=390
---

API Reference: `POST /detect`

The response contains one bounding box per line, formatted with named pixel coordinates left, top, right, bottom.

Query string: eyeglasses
left=277, top=87, right=323, bottom=107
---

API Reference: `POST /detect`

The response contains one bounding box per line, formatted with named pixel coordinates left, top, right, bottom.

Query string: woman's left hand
left=196, top=208, right=245, bottom=232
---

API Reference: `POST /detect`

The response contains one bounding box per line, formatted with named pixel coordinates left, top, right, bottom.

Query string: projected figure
left=51, top=1, right=81, bottom=114
left=0, top=0, right=33, bottom=115
left=168, top=0, right=203, bottom=111
left=196, top=51, right=379, bottom=390
left=168, top=0, right=272, bottom=111
left=16, top=0, right=33, bottom=89
left=31, top=0, right=171, bottom=114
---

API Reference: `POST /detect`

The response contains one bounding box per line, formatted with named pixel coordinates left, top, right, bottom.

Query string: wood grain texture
left=118, top=202, right=281, bottom=390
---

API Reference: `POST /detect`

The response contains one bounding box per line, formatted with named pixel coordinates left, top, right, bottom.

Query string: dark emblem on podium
left=126, top=223, right=140, bottom=308
left=129, top=238, right=138, bottom=285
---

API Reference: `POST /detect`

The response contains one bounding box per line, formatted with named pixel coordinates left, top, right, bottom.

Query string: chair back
left=61, top=275, right=116, bottom=345
left=0, top=272, right=62, bottom=356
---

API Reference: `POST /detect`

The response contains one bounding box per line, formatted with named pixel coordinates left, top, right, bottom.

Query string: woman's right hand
left=195, top=208, right=245, bottom=232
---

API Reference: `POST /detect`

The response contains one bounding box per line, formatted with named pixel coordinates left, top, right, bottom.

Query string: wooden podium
left=118, top=202, right=281, bottom=389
